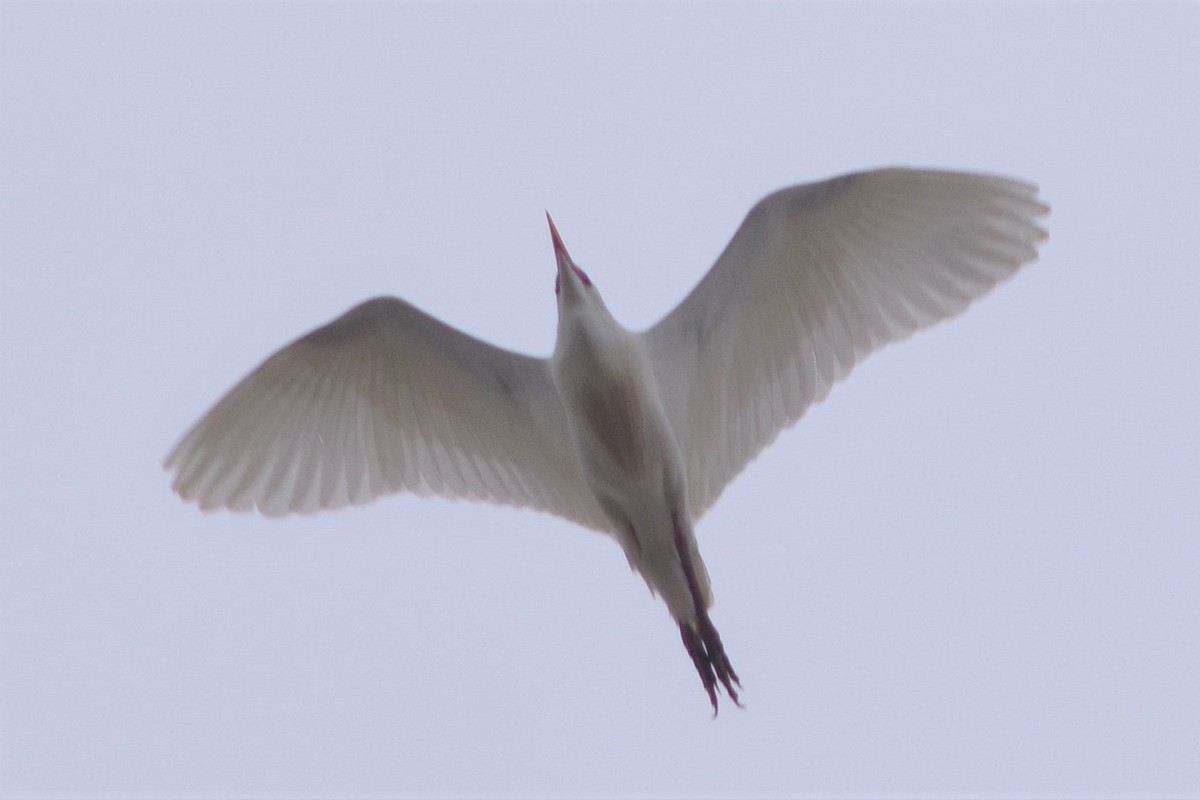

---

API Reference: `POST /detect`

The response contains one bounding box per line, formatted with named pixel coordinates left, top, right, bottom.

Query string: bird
left=165, top=167, right=1048, bottom=713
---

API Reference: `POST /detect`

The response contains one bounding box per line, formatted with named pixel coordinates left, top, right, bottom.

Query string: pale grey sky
left=2, top=3, right=1197, bottom=797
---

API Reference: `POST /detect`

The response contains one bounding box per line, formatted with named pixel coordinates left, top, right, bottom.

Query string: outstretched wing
left=643, top=168, right=1048, bottom=519
left=166, top=296, right=611, bottom=531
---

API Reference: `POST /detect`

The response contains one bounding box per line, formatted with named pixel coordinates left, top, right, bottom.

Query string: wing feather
left=166, top=296, right=611, bottom=532
left=644, top=168, right=1048, bottom=520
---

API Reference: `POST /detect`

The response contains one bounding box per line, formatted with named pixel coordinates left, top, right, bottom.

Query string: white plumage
left=166, top=167, right=1048, bottom=711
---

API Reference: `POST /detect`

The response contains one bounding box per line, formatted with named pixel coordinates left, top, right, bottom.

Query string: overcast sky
left=2, top=4, right=1197, bottom=798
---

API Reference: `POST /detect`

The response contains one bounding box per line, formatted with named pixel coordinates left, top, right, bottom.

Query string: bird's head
left=547, top=212, right=598, bottom=313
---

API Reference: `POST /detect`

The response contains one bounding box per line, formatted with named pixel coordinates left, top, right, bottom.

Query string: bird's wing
left=165, top=296, right=612, bottom=531
left=643, top=168, right=1048, bottom=520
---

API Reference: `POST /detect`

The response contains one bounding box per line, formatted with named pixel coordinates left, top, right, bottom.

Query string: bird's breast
left=571, top=367, right=648, bottom=478
left=554, top=322, right=666, bottom=483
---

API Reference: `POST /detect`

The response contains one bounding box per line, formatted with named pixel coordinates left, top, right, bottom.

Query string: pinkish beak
left=546, top=211, right=570, bottom=263
left=547, top=212, right=592, bottom=295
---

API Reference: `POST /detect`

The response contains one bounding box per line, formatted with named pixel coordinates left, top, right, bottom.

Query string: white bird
left=165, top=167, right=1048, bottom=712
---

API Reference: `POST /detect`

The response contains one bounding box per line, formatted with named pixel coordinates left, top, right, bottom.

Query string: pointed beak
left=546, top=211, right=571, bottom=266
left=547, top=212, right=591, bottom=300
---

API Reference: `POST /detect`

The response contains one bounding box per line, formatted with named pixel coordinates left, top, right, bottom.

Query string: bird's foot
left=669, top=510, right=742, bottom=714
left=680, top=613, right=742, bottom=715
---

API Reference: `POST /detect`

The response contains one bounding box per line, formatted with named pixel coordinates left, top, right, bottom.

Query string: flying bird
left=165, top=167, right=1048, bottom=712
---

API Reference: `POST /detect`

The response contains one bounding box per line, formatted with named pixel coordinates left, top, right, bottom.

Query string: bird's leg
left=672, top=512, right=742, bottom=714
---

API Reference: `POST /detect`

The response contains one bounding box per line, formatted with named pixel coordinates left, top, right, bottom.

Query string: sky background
left=2, top=4, right=1198, bottom=798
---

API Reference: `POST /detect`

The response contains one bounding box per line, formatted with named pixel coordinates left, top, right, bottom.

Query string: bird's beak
left=547, top=212, right=591, bottom=300
left=547, top=211, right=570, bottom=265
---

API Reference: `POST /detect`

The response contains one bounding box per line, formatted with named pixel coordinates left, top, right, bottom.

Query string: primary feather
left=166, top=296, right=611, bottom=529
left=644, top=168, right=1047, bottom=519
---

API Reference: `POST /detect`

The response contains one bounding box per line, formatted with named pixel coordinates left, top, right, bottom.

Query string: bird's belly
left=561, top=372, right=709, bottom=622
